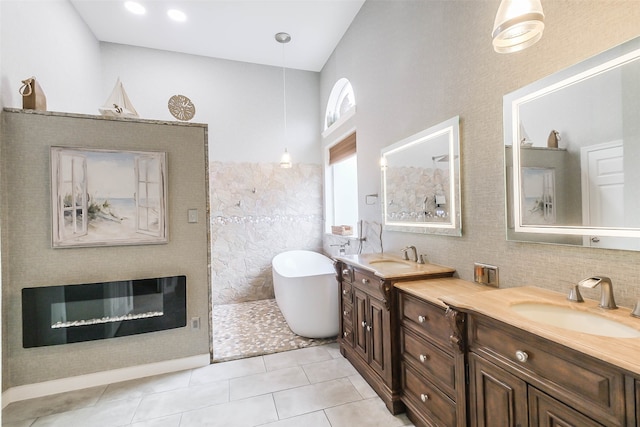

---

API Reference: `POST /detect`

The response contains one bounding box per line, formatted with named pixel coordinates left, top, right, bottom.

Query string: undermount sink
left=368, top=259, right=414, bottom=269
left=510, top=302, right=640, bottom=338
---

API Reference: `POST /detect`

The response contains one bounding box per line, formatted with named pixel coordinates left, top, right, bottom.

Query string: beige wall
left=1, top=110, right=210, bottom=389
left=321, top=1, right=640, bottom=307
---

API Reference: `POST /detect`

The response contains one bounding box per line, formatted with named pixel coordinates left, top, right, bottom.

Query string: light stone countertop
left=394, top=277, right=494, bottom=309
left=441, top=286, right=640, bottom=376
left=334, top=253, right=455, bottom=280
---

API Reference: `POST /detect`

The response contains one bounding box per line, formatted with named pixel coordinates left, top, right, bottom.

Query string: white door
left=580, top=140, right=636, bottom=249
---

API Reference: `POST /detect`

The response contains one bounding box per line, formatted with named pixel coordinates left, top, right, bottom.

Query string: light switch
left=188, top=209, right=198, bottom=223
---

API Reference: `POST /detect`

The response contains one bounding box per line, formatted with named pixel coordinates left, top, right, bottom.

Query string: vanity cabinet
left=398, top=291, right=467, bottom=427
left=335, top=259, right=455, bottom=415
left=466, top=311, right=627, bottom=427
left=337, top=262, right=399, bottom=413
left=353, top=285, right=387, bottom=379
left=633, top=377, right=640, bottom=427
left=470, top=353, right=603, bottom=427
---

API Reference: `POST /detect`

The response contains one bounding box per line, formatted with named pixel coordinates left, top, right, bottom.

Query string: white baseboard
left=1, top=353, right=210, bottom=408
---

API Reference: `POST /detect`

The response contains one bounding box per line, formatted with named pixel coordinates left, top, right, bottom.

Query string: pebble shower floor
left=212, top=298, right=336, bottom=362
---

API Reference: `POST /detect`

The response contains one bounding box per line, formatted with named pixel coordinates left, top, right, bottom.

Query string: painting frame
left=51, top=147, right=168, bottom=248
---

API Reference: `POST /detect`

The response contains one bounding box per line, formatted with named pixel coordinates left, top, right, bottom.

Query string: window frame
left=323, top=78, right=356, bottom=138
left=324, top=129, right=358, bottom=235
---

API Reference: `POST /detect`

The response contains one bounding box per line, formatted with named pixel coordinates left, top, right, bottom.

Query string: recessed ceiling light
left=124, top=1, right=146, bottom=15
left=167, top=9, right=187, bottom=22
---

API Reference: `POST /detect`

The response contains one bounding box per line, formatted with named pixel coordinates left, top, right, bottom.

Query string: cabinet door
left=469, top=353, right=528, bottom=427
left=353, top=288, right=368, bottom=360
left=529, top=387, right=603, bottom=427
left=636, top=379, right=640, bottom=427
left=368, top=295, right=387, bottom=378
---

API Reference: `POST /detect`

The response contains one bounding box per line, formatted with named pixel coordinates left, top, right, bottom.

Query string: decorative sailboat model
left=99, top=78, right=139, bottom=118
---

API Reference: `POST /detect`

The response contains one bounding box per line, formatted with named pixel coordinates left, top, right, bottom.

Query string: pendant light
left=492, top=0, right=545, bottom=53
left=276, top=32, right=292, bottom=168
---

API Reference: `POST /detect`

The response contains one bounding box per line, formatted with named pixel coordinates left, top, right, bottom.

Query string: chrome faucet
left=578, top=276, right=618, bottom=309
left=567, top=283, right=584, bottom=303
left=330, top=240, right=350, bottom=256
left=402, top=246, right=418, bottom=262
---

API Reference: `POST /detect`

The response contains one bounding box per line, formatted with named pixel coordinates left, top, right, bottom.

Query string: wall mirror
left=381, top=115, right=461, bottom=236
left=504, top=35, right=640, bottom=251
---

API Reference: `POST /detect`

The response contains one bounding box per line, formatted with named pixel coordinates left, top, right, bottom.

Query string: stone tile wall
left=210, top=162, right=323, bottom=304
left=385, top=166, right=450, bottom=222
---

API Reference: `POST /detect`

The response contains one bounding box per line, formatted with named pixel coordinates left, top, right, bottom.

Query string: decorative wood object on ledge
left=19, top=76, right=47, bottom=111
left=168, top=94, right=196, bottom=121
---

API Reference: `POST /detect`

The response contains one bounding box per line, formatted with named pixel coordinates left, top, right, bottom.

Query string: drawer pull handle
left=366, top=325, right=372, bottom=332
left=419, top=354, right=428, bottom=363
left=361, top=321, right=367, bottom=328
left=342, top=289, right=349, bottom=295
left=342, top=269, right=350, bottom=276
left=362, top=278, right=369, bottom=285
left=420, top=393, right=429, bottom=402
left=515, top=350, right=529, bottom=363
left=343, top=310, right=348, bottom=316
left=343, top=331, right=349, bottom=338
left=418, top=315, right=427, bottom=323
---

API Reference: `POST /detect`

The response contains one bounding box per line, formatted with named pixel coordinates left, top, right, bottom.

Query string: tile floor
left=2, top=343, right=415, bottom=427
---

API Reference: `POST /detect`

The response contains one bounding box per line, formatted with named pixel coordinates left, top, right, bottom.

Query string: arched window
left=324, top=78, right=355, bottom=130
left=324, top=78, right=358, bottom=236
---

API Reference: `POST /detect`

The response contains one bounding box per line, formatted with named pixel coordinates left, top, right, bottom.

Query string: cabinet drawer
left=401, top=327, right=456, bottom=400
left=342, top=302, right=353, bottom=327
left=470, top=316, right=625, bottom=425
left=400, top=293, right=452, bottom=350
left=341, top=324, right=354, bottom=347
left=340, top=264, right=353, bottom=282
left=341, top=281, right=353, bottom=300
left=402, top=361, right=456, bottom=427
left=354, top=270, right=375, bottom=287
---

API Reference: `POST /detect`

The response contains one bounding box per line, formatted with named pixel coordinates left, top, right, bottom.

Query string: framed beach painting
left=51, top=147, right=168, bottom=248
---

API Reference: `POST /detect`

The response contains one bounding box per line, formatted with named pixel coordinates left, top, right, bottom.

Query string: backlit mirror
left=382, top=116, right=461, bottom=236
left=504, top=36, right=640, bottom=251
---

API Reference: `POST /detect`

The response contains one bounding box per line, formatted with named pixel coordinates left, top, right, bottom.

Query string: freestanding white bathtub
left=272, top=250, right=339, bottom=338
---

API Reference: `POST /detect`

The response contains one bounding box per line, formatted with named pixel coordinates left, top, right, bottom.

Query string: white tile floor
left=2, top=344, right=415, bottom=427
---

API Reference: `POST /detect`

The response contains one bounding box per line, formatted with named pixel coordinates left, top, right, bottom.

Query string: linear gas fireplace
left=22, top=275, right=186, bottom=348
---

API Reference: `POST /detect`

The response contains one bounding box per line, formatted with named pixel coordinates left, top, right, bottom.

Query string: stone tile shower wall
left=210, top=162, right=323, bottom=304
left=385, top=166, right=450, bottom=222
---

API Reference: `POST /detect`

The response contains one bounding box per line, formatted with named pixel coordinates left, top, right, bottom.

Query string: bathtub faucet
left=331, top=240, right=350, bottom=255
left=402, top=246, right=418, bottom=262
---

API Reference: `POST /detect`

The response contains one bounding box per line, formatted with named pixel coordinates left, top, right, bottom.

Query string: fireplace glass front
left=22, top=275, right=186, bottom=348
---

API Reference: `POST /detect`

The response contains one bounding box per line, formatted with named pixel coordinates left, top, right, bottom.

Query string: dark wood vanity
left=443, top=287, right=640, bottom=427
left=466, top=312, right=626, bottom=426
left=335, top=255, right=455, bottom=414
left=398, top=287, right=466, bottom=426
left=335, top=257, right=640, bottom=427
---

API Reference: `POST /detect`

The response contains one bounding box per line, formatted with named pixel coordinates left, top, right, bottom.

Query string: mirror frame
left=381, top=115, right=462, bottom=236
left=504, top=36, right=640, bottom=241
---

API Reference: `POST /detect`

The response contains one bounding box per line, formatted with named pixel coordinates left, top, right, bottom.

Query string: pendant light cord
left=281, top=42, right=287, bottom=145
